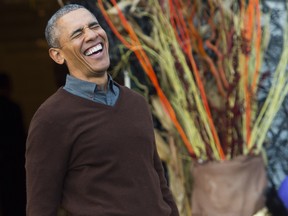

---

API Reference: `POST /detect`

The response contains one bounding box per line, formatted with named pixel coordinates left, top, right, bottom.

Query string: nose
left=83, top=27, right=98, bottom=41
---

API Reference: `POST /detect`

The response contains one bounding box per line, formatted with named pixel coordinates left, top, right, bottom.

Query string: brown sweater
left=26, top=85, right=179, bottom=216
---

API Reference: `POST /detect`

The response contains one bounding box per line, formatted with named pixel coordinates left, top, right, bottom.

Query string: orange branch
left=203, top=55, right=227, bottom=97
left=251, top=0, right=261, bottom=93
left=169, top=0, right=225, bottom=160
left=186, top=8, right=228, bottom=97
left=205, top=40, right=229, bottom=89
left=187, top=16, right=206, bottom=57
left=242, top=0, right=256, bottom=147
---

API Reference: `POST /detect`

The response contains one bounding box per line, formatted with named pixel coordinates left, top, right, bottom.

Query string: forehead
left=56, top=8, right=98, bottom=32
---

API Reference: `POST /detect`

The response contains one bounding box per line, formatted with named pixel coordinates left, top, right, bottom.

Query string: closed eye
left=70, top=22, right=100, bottom=40
left=88, top=22, right=100, bottom=30
left=71, top=28, right=84, bottom=39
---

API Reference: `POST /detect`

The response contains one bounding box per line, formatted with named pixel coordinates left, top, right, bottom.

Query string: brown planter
left=191, top=155, right=267, bottom=216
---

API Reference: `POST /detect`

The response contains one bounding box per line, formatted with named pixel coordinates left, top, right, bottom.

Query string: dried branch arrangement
left=97, top=0, right=288, bottom=163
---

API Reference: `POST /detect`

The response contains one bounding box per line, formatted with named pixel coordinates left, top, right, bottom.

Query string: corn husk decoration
left=97, top=0, right=288, bottom=160
left=97, top=0, right=288, bottom=214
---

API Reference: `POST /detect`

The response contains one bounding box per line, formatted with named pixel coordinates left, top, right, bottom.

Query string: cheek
left=64, top=46, right=84, bottom=63
left=99, top=30, right=109, bottom=48
left=64, top=47, right=91, bottom=71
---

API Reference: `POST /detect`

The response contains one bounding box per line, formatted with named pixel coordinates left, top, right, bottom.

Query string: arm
left=153, top=146, right=180, bottom=216
left=26, top=119, right=70, bottom=216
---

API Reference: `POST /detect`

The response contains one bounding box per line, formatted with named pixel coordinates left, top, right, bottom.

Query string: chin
left=93, top=67, right=109, bottom=76
left=97, top=62, right=110, bottom=73
left=90, top=58, right=110, bottom=75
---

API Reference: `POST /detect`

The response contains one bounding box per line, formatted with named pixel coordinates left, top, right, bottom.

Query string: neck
left=89, top=74, right=108, bottom=87
left=97, top=82, right=108, bottom=92
left=69, top=71, right=108, bottom=86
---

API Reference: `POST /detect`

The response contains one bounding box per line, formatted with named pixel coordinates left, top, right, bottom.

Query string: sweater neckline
left=59, top=83, right=125, bottom=110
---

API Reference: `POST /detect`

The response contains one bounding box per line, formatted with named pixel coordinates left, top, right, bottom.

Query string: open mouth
left=84, top=43, right=103, bottom=56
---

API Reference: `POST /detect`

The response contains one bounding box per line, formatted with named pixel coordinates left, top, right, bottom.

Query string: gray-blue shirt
left=63, top=74, right=119, bottom=106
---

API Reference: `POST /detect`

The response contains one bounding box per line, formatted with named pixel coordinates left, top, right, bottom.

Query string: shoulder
left=117, top=84, right=151, bottom=114
left=31, top=88, right=72, bottom=124
left=117, top=84, right=147, bottom=103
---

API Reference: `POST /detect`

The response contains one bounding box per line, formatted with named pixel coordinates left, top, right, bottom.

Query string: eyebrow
left=70, top=21, right=99, bottom=38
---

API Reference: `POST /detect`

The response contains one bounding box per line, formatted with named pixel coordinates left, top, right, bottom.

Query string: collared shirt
left=63, top=74, right=119, bottom=106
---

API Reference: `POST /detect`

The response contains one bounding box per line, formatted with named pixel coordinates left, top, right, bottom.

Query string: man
left=25, top=4, right=179, bottom=216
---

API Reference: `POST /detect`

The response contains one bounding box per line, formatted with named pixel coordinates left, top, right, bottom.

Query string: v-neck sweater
left=25, top=84, right=179, bottom=216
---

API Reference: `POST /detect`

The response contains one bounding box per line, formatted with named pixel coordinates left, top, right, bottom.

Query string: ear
left=49, top=48, right=65, bottom=65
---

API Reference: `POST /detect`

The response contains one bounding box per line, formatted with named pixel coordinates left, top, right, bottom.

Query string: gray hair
left=45, top=4, right=87, bottom=48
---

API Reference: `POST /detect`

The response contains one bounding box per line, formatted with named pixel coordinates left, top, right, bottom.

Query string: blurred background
left=0, top=0, right=287, bottom=215
left=0, top=0, right=61, bottom=130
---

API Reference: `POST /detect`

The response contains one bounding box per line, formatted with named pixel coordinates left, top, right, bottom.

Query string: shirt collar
left=64, top=74, right=117, bottom=98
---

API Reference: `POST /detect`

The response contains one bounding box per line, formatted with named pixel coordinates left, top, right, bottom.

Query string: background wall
left=0, top=1, right=60, bottom=131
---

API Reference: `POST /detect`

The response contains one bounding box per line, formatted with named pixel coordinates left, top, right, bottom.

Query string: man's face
left=54, top=8, right=110, bottom=80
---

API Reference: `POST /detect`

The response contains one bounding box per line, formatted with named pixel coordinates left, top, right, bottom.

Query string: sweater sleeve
left=25, top=118, right=70, bottom=216
left=153, top=145, right=180, bottom=216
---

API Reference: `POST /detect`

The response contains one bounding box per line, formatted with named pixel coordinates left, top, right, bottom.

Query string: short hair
left=45, top=4, right=88, bottom=48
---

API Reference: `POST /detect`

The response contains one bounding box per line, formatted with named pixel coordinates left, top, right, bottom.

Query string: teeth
left=85, top=44, right=103, bottom=56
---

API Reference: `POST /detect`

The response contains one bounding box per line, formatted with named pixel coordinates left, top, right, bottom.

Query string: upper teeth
left=85, top=44, right=103, bottom=56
